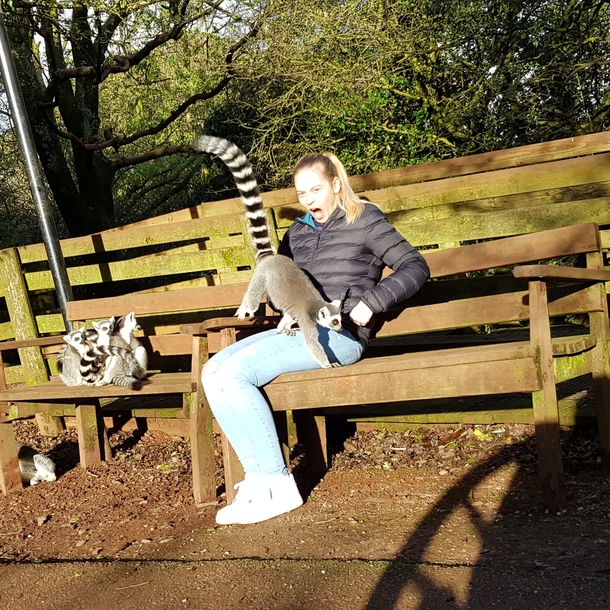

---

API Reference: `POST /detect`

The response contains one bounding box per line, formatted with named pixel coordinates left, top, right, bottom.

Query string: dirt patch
left=2, top=419, right=610, bottom=609
left=0, top=421, right=215, bottom=561
left=0, top=418, right=606, bottom=564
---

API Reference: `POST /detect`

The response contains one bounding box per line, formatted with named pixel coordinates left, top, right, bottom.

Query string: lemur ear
left=331, top=299, right=341, bottom=308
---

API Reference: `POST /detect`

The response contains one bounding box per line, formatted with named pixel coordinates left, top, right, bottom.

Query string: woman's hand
left=349, top=301, right=374, bottom=327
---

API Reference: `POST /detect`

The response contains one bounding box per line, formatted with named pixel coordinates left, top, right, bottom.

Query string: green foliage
left=1, top=0, right=609, bottom=240
left=102, top=28, right=235, bottom=223
left=226, top=0, right=610, bottom=188
left=0, top=127, right=67, bottom=248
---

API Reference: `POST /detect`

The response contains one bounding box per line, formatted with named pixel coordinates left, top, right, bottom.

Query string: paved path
left=2, top=552, right=608, bottom=609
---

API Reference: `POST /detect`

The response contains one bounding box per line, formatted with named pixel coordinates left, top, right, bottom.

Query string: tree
left=2, top=1, right=608, bottom=241
left=230, top=0, right=610, bottom=185
left=1, top=0, right=263, bottom=236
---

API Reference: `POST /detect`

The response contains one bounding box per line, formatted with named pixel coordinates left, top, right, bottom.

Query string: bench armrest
left=514, top=264, right=610, bottom=283
left=0, top=335, right=65, bottom=352
left=180, top=316, right=280, bottom=336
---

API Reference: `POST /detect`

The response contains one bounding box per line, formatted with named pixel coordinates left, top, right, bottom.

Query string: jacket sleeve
left=359, top=207, right=430, bottom=314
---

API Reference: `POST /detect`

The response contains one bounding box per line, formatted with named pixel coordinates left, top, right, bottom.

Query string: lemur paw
left=319, top=360, right=338, bottom=369
left=330, top=362, right=342, bottom=368
left=235, top=304, right=255, bottom=320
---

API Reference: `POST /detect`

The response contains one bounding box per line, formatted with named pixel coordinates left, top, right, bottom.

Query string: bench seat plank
left=263, top=335, right=595, bottom=412
left=264, top=342, right=541, bottom=411
left=270, top=335, right=595, bottom=386
left=1, top=372, right=192, bottom=402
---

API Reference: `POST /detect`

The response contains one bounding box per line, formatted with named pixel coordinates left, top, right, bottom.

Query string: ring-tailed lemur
left=57, top=329, right=102, bottom=386
left=115, top=312, right=148, bottom=374
left=17, top=444, right=57, bottom=486
left=192, top=135, right=343, bottom=369
left=61, top=329, right=144, bottom=390
left=93, top=313, right=148, bottom=377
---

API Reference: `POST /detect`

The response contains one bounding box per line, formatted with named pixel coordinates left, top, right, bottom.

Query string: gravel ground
left=1, top=418, right=609, bottom=609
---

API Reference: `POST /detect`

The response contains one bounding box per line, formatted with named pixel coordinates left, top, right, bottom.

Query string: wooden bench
left=2, top=131, right=610, bottom=507
left=0, top=282, right=270, bottom=503
left=182, top=223, right=610, bottom=512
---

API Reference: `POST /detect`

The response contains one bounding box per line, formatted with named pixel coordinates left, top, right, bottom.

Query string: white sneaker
left=216, top=472, right=303, bottom=525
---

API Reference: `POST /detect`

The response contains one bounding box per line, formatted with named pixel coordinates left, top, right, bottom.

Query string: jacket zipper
left=296, top=208, right=344, bottom=272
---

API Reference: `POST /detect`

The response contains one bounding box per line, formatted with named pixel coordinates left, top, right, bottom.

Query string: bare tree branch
left=112, top=144, right=194, bottom=168
left=52, top=2, right=223, bottom=84
left=95, top=19, right=263, bottom=154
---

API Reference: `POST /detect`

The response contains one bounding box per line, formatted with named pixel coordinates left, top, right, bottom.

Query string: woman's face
left=294, top=168, right=339, bottom=224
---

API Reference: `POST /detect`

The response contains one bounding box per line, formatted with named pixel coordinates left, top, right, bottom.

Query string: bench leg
left=588, top=280, right=610, bottom=474
left=189, top=335, right=217, bottom=505
left=591, top=340, right=610, bottom=474
left=35, top=411, right=66, bottom=436
left=0, top=422, right=22, bottom=495
left=273, top=411, right=291, bottom=466
left=75, top=401, right=107, bottom=468
left=293, top=410, right=328, bottom=482
left=189, top=391, right=217, bottom=505
left=529, top=280, right=566, bottom=511
left=531, top=391, right=566, bottom=511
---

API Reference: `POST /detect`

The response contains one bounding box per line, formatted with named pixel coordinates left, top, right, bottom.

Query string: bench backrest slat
left=422, top=223, right=600, bottom=278
left=64, top=223, right=603, bottom=347
left=378, top=284, right=603, bottom=338
left=66, top=282, right=248, bottom=321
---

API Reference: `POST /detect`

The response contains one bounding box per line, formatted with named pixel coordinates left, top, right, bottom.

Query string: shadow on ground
left=2, top=431, right=609, bottom=610
left=362, top=435, right=610, bottom=609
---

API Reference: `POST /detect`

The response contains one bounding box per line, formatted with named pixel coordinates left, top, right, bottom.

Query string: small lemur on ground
left=17, top=444, right=56, bottom=486
left=192, top=135, right=343, bottom=369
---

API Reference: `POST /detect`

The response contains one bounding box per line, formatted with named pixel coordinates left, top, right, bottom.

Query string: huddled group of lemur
left=57, top=312, right=148, bottom=390
left=57, top=135, right=343, bottom=392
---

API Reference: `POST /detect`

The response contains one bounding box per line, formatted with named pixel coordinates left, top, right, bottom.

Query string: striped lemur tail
left=192, top=136, right=274, bottom=261
left=193, top=135, right=343, bottom=369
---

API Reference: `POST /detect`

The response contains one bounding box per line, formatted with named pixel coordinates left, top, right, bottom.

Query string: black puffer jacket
left=277, top=203, right=430, bottom=346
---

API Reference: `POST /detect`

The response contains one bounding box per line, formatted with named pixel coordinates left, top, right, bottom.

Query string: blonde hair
left=293, top=152, right=366, bottom=224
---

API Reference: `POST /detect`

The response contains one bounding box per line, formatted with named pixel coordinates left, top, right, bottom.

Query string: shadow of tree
left=362, top=428, right=603, bottom=609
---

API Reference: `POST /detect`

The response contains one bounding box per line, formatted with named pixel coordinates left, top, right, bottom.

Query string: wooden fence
left=1, top=131, right=610, bottom=393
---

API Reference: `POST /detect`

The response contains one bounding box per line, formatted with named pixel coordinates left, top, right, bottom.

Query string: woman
left=201, top=152, right=430, bottom=525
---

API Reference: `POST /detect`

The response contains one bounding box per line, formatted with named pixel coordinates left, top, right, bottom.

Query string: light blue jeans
left=201, top=327, right=364, bottom=476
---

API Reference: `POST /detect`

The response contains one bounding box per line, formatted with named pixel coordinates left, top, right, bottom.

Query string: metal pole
left=0, top=8, right=74, bottom=327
